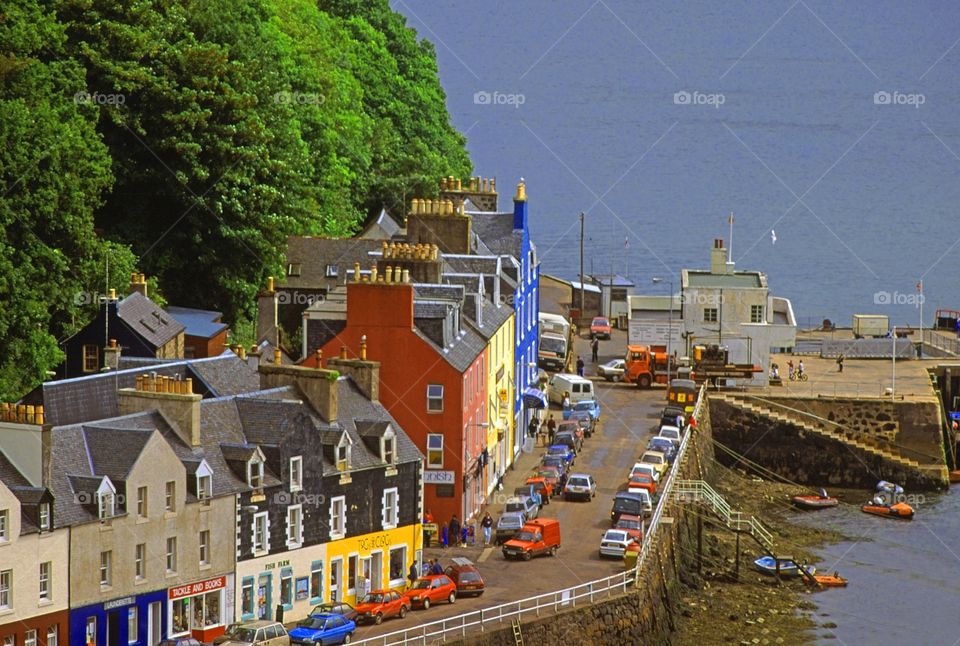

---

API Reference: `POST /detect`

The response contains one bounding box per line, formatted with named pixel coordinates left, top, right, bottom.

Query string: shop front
left=325, top=525, right=422, bottom=607
left=69, top=588, right=166, bottom=646
left=167, top=574, right=232, bottom=643
left=234, top=545, right=327, bottom=625
left=0, top=609, right=68, bottom=646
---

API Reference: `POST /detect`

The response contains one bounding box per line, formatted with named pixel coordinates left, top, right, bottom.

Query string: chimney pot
left=267, top=276, right=275, bottom=292
left=274, top=349, right=282, bottom=365
left=35, top=406, right=43, bottom=425
left=360, top=335, right=367, bottom=361
left=340, top=345, right=348, bottom=360
left=185, top=377, right=193, bottom=393
left=26, top=405, right=34, bottom=424
left=402, top=268, right=410, bottom=283
left=139, top=273, right=146, bottom=283
left=131, top=272, right=138, bottom=283
left=109, top=288, right=117, bottom=300
left=370, top=266, right=378, bottom=282
left=385, top=266, right=393, bottom=283
left=315, top=349, right=322, bottom=367
left=491, top=178, right=496, bottom=192
left=354, top=262, right=361, bottom=281
left=239, top=346, right=247, bottom=360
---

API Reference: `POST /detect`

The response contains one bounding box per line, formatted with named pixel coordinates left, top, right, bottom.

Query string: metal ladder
left=512, top=618, right=524, bottom=645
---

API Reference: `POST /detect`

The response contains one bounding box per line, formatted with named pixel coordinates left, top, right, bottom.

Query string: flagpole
left=919, top=280, right=924, bottom=337
left=728, top=212, right=734, bottom=262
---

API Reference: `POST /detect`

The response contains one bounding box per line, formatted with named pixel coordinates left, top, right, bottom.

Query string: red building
left=314, top=272, right=487, bottom=526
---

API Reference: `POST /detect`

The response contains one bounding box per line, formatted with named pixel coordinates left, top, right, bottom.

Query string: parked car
left=403, top=575, right=457, bottom=609
left=502, top=518, right=562, bottom=560
left=597, top=358, right=626, bottom=381
left=630, top=462, right=660, bottom=484
left=599, top=528, right=636, bottom=558
left=614, top=514, right=644, bottom=541
left=504, top=495, right=539, bottom=521
left=647, top=437, right=677, bottom=464
left=611, top=491, right=652, bottom=524
left=640, top=450, right=670, bottom=479
left=545, top=444, right=575, bottom=468
left=547, top=373, right=595, bottom=405
left=590, top=316, right=612, bottom=339
left=496, top=512, right=525, bottom=544
left=553, top=431, right=581, bottom=456
left=563, top=473, right=597, bottom=501
left=533, top=466, right=563, bottom=491
left=288, top=614, right=354, bottom=645
left=353, top=589, right=410, bottom=625
left=159, top=640, right=203, bottom=646
left=627, top=473, right=657, bottom=497
left=525, top=476, right=554, bottom=503
left=567, top=410, right=596, bottom=437
left=563, top=399, right=601, bottom=423
left=308, top=602, right=358, bottom=622
left=218, top=621, right=289, bottom=646
left=212, top=626, right=243, bottom=646
left=658, top=425, right=682, bottom=445
left=660, top=406, right=685, bottom=429
left=556, top=420, right=586, bottom=446
left=444, top=558, right=486, bottom=597
left=514, top=484, right=543, bottom=508
left=540, top=456, right=569, bottom=485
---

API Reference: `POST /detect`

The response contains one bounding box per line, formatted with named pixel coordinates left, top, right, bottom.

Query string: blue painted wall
left=512, top=194, right=540, bottom=448
left=69, top=588, right=167, bottom=646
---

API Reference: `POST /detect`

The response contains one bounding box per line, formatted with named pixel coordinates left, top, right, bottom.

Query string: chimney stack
left=327, top=340, right=380, bottom=403
left=118, top=376, right=203, bottom=448
left=103, top=338, right=121, bottom=370
left=710, top=239, right=730, bottom=275
left=128, top=272, right=148, bottom=297
left=258, top=363, right=340, bottom=422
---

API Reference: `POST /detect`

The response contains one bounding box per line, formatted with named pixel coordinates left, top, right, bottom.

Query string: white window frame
left=388, top=545, right=407, bottom=587
left=0, top=509, right=7, bottom=541
left=165, top=480, right=176, bottom=512
left=248, top=459, right=264, bottom=489
left=97, top=478, right=116, bottom=520
left=24, top=630, right=36, bottom=646
left=136, top=486, right=147, bottom=518
left=135, top=543, right=146, bottom=580
left=39, top=502, right=51, bottom=531
left=47, top=626, right=58, bottom=646
left=750, top=304, right=765, bottom=323
left=165, top=537, right=177, bottom=574
left=329, top=496, right=346, bottom=539
left=199, top=530, right=210, bottom=566
left=381, top=488, right=399, bottom=530
left=0, top=569, right=11, bottom=609
left=426, top=384, right=444, bottom=412
left=703, top=307, right=718, bottom=323
left=126, top=607, right=137, bottom=644
left=426, top=434, right=444, bottom=469
left=289, top=456, right=303, bottom=492
left=335, top=436, right=351, bottom=472
left=286, top=504, right=303, bottom=549
left=196, top=460, right=213, bottom=500
left=252, top=511, right=269, bottom=554
left=381, top=434, right=396, bottom=465
left=39, top=561, right=51, bottom=601
left=100, top=551, right=112, bottom=588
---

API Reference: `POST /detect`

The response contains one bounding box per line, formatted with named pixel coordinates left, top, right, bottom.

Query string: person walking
left=798, top=360, right=805, bottom=377
left=449, top=515, right=461, bottom=547
left=576, top=356, right=585, bottom=377
left=546, top=414, right=557, bottom=446
left=430, top=559, right=443, bottom=575
left=562, top=391, right=571, bottom=411
left=787, top=360, right=795, bottom=380
left=423, top=509, right=435, bottom=547
left=836, top=354, right=844, bottom=373
left=591, top=337, right=600, bottom=362
left=528, top=416, right=539, bottom=441
left=481, top=512, right=494, bottom=546
left=408, top=562, right=418, bottom=589
left=440, top=525, right=448, bottom=548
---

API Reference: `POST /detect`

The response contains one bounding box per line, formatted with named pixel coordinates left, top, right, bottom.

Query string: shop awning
left=522, top=387, right=548, bottom=409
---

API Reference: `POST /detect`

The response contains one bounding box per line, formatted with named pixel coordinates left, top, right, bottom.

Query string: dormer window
left=382, top=436, right=395, bottom=465
left=195, top=460, right=213, bottom=500
left=289, top=456, right=303, bottom=492
left=336, top=445, right=349, bottom=471
left=248, top=459, right=264, bottom=490
left=39, top=503, right=51, bottom=531
left=286, top=262, right=302, bottom=277
left=97, top=478, right=116, bottom=520
left=325, top=264, right=338, bottom=278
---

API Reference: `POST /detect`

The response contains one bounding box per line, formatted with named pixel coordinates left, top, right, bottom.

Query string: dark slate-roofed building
left=166, top=306, right=229, bottom=359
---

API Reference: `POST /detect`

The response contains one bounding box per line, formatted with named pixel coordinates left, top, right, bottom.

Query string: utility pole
left=579, top=211, right=585, bottom=321
left=892, top=325, right=896, bottom=400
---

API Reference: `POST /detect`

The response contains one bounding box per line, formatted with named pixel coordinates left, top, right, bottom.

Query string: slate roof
left=82, top=426, right=152, bottom=481
left=282, top=237, right=382, bottom=288
left=0, top=451, right=31, bottom=489
left=414, top=284, right=464, bottom=302
left=165, top=306, right=228, bottom=339
left=469, top=213, right=520, bottom=256
left=465, top=296, right=513, bottom=341
left=412, top=325, right=485, bottom=373
left=117, top=291, right=185, bottom=347
left=359, top=208, right=404, bottom=240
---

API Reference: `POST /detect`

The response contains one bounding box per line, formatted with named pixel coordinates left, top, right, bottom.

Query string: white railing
left=670, top=480, right=774, bottom=552
left=355, top=385, right=708, bottom=645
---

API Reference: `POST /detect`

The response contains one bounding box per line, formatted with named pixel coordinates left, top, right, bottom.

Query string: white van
left=547, top=373, right=594, bottom=405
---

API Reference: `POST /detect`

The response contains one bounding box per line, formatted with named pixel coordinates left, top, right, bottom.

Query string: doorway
left=148, top=601, right=162, bottom=645
left=370, top=552, right=383, bottom=590
left=257, top=573, right=272, bottom=620
left=330, top=558, right=342, bottom=602
left=107, top=610, right=121, bottom=646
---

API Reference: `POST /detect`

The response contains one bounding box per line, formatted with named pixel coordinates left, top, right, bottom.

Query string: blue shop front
left=69, top=588, right=167, bottom=646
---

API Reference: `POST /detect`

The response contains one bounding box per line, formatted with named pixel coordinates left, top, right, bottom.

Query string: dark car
left=610, top=491, right=648, bottom=525
left=545, top=444, right=575, bottom=468
left=661, top=406, right=685, bottom=429
left=445, top=558, right=486, bottom=597
left=553, top=431, right=582, bottom=456
left=567, top=410, right=595, bottom=437
left=308, top=602, right=358, bottom=622
left=539, top=455, right=569, bottom=486
left=555, top=422, right=585, bottom=450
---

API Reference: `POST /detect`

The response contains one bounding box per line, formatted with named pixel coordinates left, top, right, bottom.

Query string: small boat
left=949, top=471, right=960, bottom=484
left=753, top=556, right=816, bottom=578
left=876, top=480, right=904, bottom=495
left=792, top=488, right=839, bottom=509
left=812, top=574, right=848, bottom=588
left=860, top=501, right=914, bottom=520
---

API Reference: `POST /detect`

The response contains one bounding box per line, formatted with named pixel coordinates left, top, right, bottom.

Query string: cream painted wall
left=486, top=313, right=515, bottom=475
left=69, top=431, right=235, bottom=607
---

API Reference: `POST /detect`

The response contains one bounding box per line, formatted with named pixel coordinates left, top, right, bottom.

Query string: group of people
left=786, top=359, right=805, bottom=379
left=527, top=413, right=557, bottom=446
left=573, top=338, right=601, bottom=377
left=423, top=510, right=483, bottom=548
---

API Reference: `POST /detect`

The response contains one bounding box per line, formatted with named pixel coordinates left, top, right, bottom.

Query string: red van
left=501, top=518, right=561, bottom=561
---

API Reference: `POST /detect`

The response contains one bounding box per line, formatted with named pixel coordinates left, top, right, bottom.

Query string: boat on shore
left=807, top=573, right=848, bottom=588
left=792, top=488, right=838, bottom=510
left=861, top=501, right=914, bottom=520
left=754, top=556, right=816, bottom=578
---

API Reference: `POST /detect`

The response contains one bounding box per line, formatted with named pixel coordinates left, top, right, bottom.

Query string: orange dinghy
left=860, top=501, right=914, bottom=520
left=810, top=573, right=848, bottom=588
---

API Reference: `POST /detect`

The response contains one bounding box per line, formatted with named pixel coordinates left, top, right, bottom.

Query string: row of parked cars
left=599, top=407, right=687, bottom=560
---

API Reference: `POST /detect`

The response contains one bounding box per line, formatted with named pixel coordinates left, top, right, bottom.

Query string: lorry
left=853, top=314, right=889, bottom=339
left=538, top=333, right=569, bottom=371
left=623, top=343, right=761, bottom=389
left=539, top=312, right=571, bottom=338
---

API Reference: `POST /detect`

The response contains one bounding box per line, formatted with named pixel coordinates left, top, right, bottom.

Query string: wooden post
left=734, top=532, right=740, bottom=582
left=696, top=513, right=703, bottom=576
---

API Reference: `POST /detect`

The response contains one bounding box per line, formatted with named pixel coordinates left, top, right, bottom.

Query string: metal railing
left=671, top=480, right=774, bottom=553
left=923, top=329, right=960, bottom=356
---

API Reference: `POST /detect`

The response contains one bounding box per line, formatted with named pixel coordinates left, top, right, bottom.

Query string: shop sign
left=423, top=470, right=455, bottom=484
left=104, top=596, right=136, bottom=610
left=169, top=575, right=227, bottom=600
left=357, top=534, right=391, bottom=551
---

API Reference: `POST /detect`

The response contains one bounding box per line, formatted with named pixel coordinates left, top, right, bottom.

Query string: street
left=355, top=329, right=666, bottom=640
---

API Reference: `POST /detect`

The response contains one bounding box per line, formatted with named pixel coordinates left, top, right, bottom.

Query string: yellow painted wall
left=486, top=314, right=515, bottom=472
left=324, top=523, right=422, bottom=605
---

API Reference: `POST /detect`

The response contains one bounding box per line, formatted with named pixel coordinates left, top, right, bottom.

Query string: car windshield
left=574, top=401, right=594, bottom=411
left=234, top=628, right=257, bottom=641
left=547, top=446, right=567, bottom=455
left=540, top=337, right=566, bottom=353
left=614, top=498, right=641, bottom=513
left=605, top=531, right=627, bottom=541
left=537, top=470, right=557, bottom=479
left=593, top=318, right=609, bottom=326
left=617, top=519, right=642, bottom=530
left=411, top=579, right=432, bottom=590
left=514, top=531, right=540, bottom=542
left=361, top=593, right=383, bottom=603
left=643, top=454, right=663, bottom=464
left=459, top=571, right=482, bottom=582
left=568, top=477, right=589, bottom=487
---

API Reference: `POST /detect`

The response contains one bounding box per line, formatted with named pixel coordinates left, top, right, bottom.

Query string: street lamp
left=652, top=277, right=674, bottom=380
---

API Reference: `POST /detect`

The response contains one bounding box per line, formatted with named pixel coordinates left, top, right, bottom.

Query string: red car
left=354, top=589, right=410, bottom=624
left=614, top=514, right=644, bottom=541
left=590, top=317, right=612, bottom=339
left=627, top=473, right=657, bottom=497
left=444, top=561, right=486, bottom=597
left=403, top=575, right=457, bottom=609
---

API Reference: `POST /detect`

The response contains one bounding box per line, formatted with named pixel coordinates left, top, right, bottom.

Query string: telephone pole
left=579, top=211, right=585, bottom=320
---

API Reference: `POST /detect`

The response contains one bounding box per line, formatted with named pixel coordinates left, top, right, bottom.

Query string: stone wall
left=444, top=399, right=716, bottom=646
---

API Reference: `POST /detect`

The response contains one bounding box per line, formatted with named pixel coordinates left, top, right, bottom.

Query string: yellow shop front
left=325, top=524, right=423, bottom=605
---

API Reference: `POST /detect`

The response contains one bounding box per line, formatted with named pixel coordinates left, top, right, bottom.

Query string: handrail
left=671, top=480, right=774, bottom=552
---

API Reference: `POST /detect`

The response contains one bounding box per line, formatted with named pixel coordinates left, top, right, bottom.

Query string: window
left=127, top=607, right=137, bottom=644
left=98, top=489, right=115, bottom=520
left=286, top=262, right=302, bottom=277
left=83, top=344, right=99, bottom=373
left=427, top=434, right=444, bottom=468
left=0, top=509, right=7, bottom=541
left=85, top=618, right=96, bottom=646
left=309, top=561, right=324, bottom=602
left=137, top=486, right=147, bottom=518
left=39, top=562, right=51, bottom=601
left=289, top=456, right=303, bottom=491
left=253, top=512, right=268, bottom=553
left=166, top=537, right=177, bottom=573
left=329, top=496, right=345, bottom=538
left=199, top=530, right=210, bottom=565
left=197, top=474, right=212, bottom=500
left=381, top=488, right=398, bottom=529
left=347, top=556, right=357, bottom=593
left=135, top=544, right=146, bottom=580
left=47, top=627, right=58, bottom=646
left=0, top=569, right=10, bottom=608
left=165, top=481, right=176, bottom=512
left=280, top=568, right=293, bottom=608
left=325, top=264, right=338, bottom=278
left=241, top=577, right=255, bottom=618
left=382, top=436, right=395, bottom=464
left=100, top=551, right=112, bottom=587
left=286, top=505, right=302, bottom=549
left=39, top=502, right=51, bottom=531
left=335, top=441, right=350, bottom=472
left=389, top=546, right=406, bottom=584
left=750, top=304, right=764, bottom=323
left=24, top=631, right=36, bottom=646
left=248, top=460, right=264, bottom=489
left=703, top=307, right=718, bottom=323
left=426, top=384, right=444, bottom=412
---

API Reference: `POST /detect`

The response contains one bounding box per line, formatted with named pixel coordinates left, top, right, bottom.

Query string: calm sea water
left=396, top=1, right=960, bottom=642
left=397, top=0, right=960, bottom=329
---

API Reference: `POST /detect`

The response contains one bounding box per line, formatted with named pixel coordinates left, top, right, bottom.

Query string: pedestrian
left=528, top=416, right=539, bottom=440
left=430, top=559, right=443, bottom=575
left=798, top=360, right=805, bottom=377
left=546, top=414, right=556, bottom=446
left=836, top=354, right=844, bottom=373
left=576, top=356, right=585, bottom=377
left=562, top=391, right=571, bottom=411
left=449, top=515, right=461, bottom=547
left=675, top=412, right=684, bottom=428
left=787, top=360, right=794, bottom=380
left=408, top=562, right=418, bottom=589
left=423, top=509, right=434, bottom=547
left=481, top=512, right=494, bottom=546
left=591, top=337, right=599, bottom=362
left=440, top=525, right=448, bottom=548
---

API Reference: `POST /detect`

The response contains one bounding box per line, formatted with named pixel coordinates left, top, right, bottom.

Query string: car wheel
left=344, top=634, right=352, bottom=644
left=612, top=375, right=621, bottom=383
left=399, top=605, right=408, bottom=619
left=550, top=546, right=558, bottom=556
left=523, top=551, right=532, bottom=561
left=448, top=591, right=457, bottom=604
left=639, top=375, right=651, bottom=388
left=375, top=612, right=383, bottom=625
left=422, top=597, right=431, bottom=610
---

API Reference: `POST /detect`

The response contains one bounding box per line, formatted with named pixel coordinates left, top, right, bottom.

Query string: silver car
left=597, top=359, right=626, bottom=382
left=217, top=621, right=289, bottom=646
left=504, top=495, right=539, bottom=521
left=563, top=473, right=597, bottom=501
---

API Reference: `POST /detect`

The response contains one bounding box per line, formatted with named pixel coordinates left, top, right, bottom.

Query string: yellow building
left=485, top=309, right=515, bottom=494
left=324, top=524, right=423, bottom=605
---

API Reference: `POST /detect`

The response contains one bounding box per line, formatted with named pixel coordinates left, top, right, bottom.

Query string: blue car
left=646, top=437, right=677, bottom=464
left=562, top=399, right=601, bottom=422
left=545, top=444, right=575, bottom=468
left=289, top=613, right=356, bottom=645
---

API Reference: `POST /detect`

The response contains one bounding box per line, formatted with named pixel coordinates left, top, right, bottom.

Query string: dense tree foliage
left=0, top=0, right=470, bottom=398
